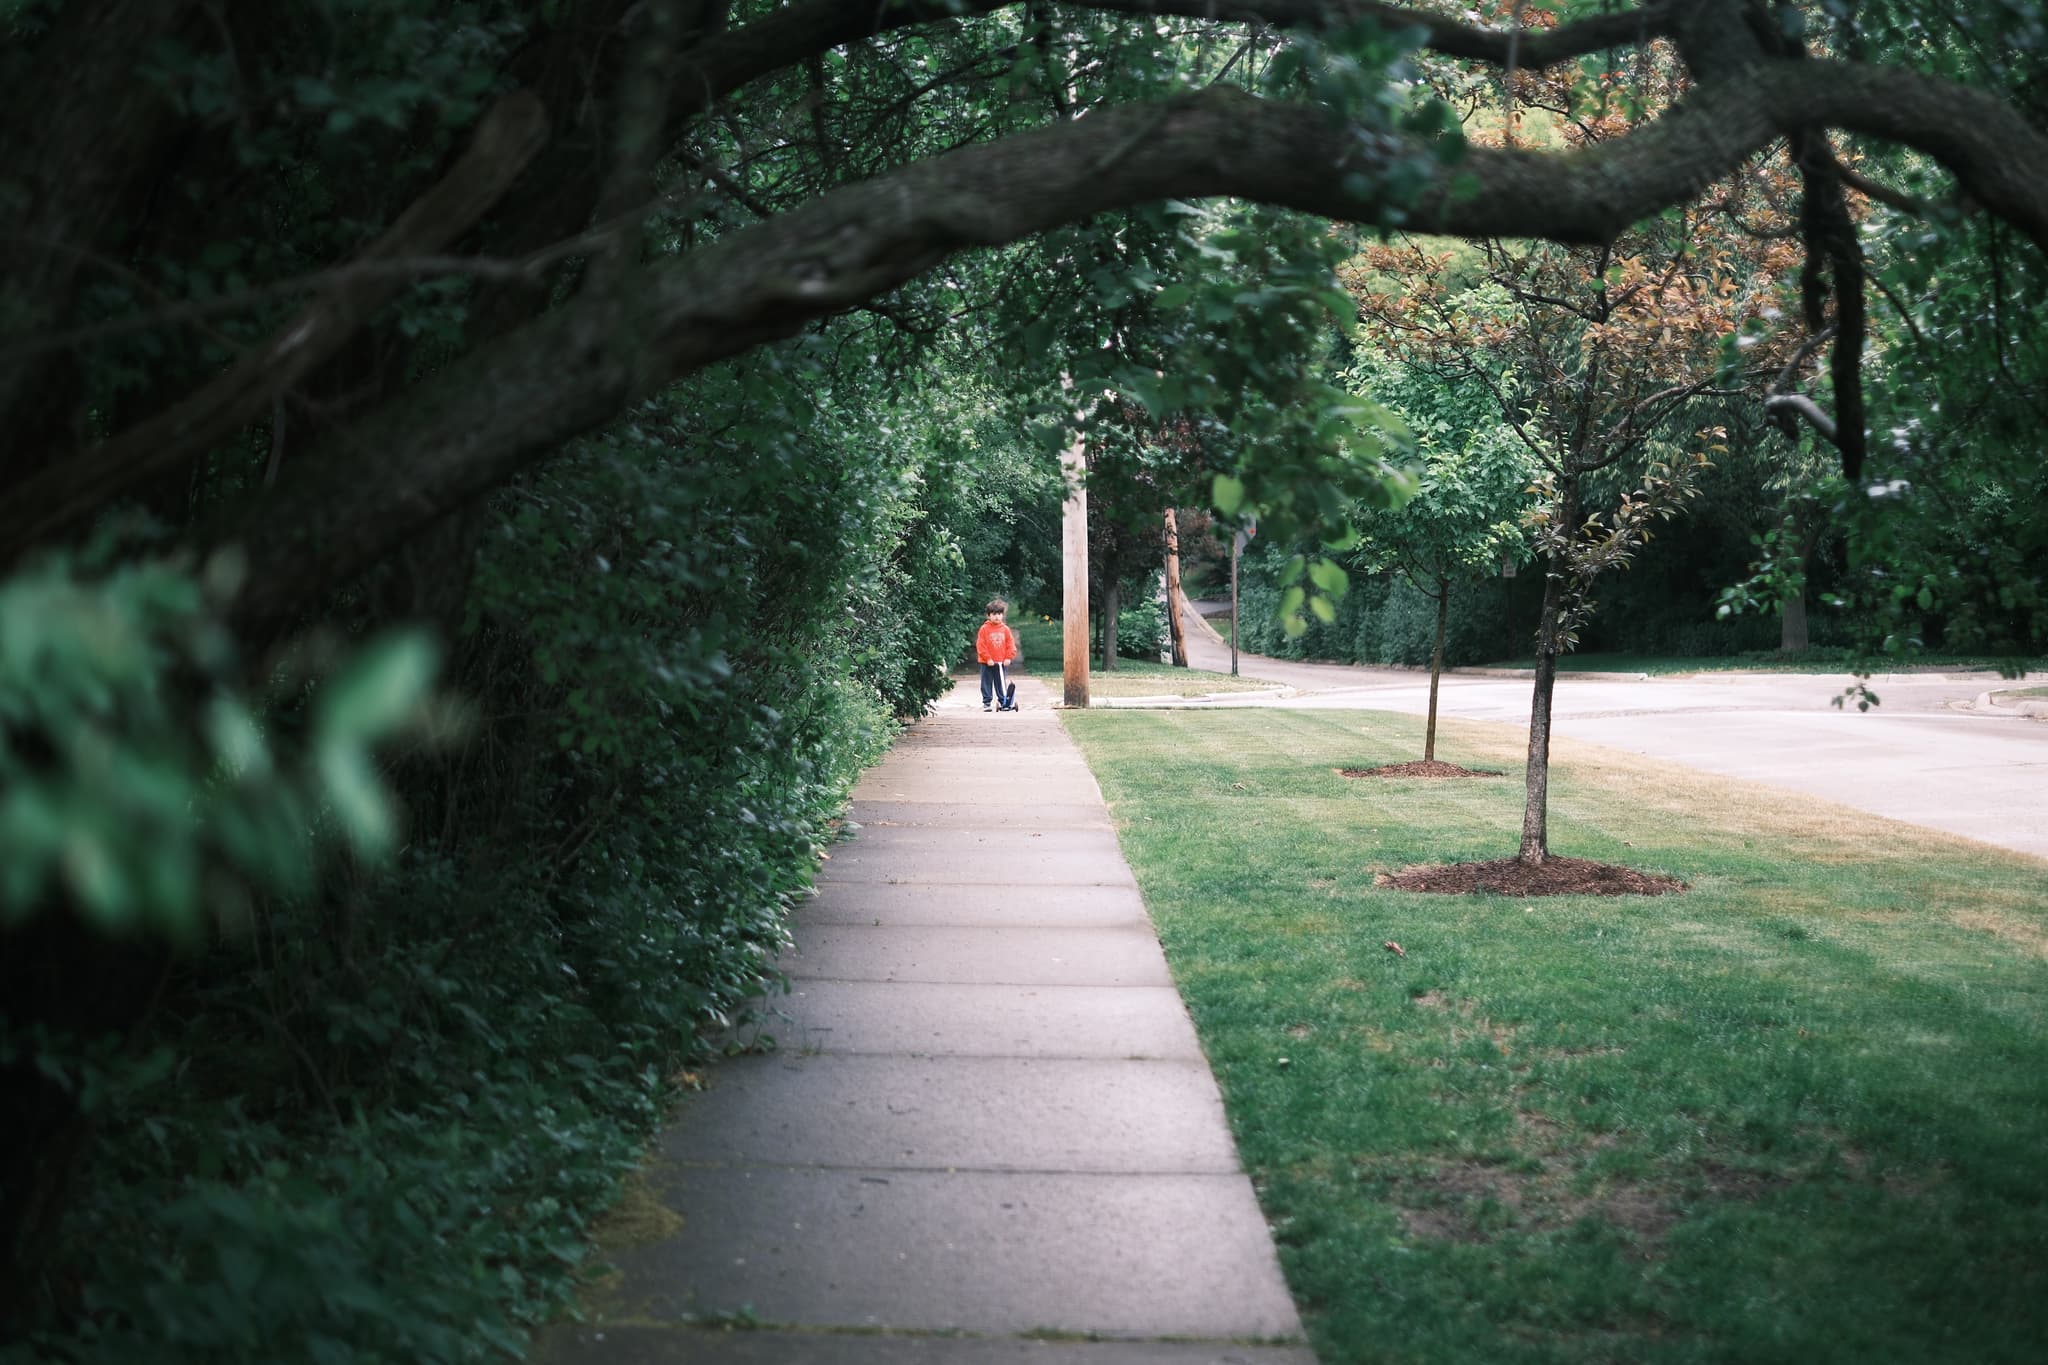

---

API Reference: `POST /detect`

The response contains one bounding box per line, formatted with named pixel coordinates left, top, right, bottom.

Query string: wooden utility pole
left=1060, top=430, right=1089, bottom=708
left=1162, top=508, right=1188, bottom=667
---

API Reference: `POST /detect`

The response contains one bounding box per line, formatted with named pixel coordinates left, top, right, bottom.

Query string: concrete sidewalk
left=541, top=674, right=1313, bottom=1364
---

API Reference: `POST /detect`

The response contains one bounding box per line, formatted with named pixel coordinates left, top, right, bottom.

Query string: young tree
left=1354, top=421, right=1538, bottom=762
left=1349, top=39, right=1808, bottom=861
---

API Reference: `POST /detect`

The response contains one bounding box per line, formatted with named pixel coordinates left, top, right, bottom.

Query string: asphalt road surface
left=1175, top=603, right=2048, bottom=863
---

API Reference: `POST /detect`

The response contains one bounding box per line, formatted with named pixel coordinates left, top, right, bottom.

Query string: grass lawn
left=1478, top=649, right=2034, bottom=676
left=1006, top=616, right=1284, bottom=696
left=1062, top=707, right=2048, bottom=1365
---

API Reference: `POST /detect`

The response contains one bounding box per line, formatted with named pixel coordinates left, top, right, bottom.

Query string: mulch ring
left=1339, top=761, right=1503, bottom=779
left=1378, top=855, right=1687, bottom=897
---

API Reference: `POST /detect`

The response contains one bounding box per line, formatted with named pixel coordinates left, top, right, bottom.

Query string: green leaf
left=1307, top=558, right=1350, bottom=599
left=1153, top=284, right=1192, bottom=311
left=314, top=632, right=438, bottom=741
left=1213, top=474, right=1246, bottom=517
left=207, top=696, right=271, bottom=777
left=317, top=743, right=395, bottom=857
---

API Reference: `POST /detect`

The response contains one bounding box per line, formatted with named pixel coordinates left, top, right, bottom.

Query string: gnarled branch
left=224, top=52, right=2048, bottom=624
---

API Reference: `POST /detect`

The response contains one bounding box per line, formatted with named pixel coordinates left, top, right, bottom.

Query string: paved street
left=1176, top=604, right=2048, bottom=862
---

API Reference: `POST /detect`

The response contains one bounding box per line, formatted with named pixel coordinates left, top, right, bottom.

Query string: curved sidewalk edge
left=538, top=673, right=1316, bottom=1364
left=1975, top=689, right=2048, bottom=719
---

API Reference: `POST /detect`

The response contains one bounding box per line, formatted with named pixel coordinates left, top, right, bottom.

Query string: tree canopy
left=9, top=0, right=2048, bottom=594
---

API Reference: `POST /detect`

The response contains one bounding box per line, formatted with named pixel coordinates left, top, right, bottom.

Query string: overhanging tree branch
left=206, top=56, right=2048, bottom=623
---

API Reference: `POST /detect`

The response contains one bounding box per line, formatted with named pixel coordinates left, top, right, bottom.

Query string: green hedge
left=1234, top=548, right=1847, bottom=666
left=3, top=374, right=993, bottom=1363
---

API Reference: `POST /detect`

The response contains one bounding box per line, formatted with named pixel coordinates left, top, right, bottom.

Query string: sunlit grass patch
left=1065, top=706, right=2048, bottom=1365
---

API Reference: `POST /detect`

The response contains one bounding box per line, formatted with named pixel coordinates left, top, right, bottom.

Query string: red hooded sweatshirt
left=976, top=618, right=1018, bottom=665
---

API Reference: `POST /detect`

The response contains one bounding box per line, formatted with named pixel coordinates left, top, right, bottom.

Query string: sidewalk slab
left=604, top=1166, right=1303, bottom=1339
left=851, top=799, right=1112, bottom=830
left=852, top=781, right=1112, bottom=809
left=660, top=1054, right=1240, bottom=1173
left=781, top=924, right=1173, bottom=987
left=819, top=828, right=1138, bottom=888
left=797, top=882, right=1150, bottom=929
left=746, top=981, right=1206, bottom=1060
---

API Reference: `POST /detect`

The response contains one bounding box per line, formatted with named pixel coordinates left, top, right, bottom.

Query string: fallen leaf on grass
left=1384, top=940, right=1406, bottom=957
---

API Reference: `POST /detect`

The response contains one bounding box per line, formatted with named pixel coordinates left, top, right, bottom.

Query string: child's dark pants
left=980, top=662, right=1004, bottom=706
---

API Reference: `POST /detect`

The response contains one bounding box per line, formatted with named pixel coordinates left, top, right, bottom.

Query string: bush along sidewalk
left=1, top=381, right=994, bottom=1364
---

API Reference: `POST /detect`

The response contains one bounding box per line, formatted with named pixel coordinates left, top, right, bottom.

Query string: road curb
left=1976, top=690, right=2048, bottom=719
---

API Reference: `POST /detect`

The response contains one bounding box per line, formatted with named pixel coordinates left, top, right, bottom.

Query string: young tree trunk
left=1163, top=508, right=1188, bottom=667
left=1229, top=533, right=1241, bottom=676
left=1425, top=577, right=1448, bottom=763
left=1520, top=481, right=1579, bottom=866
left=1520, top=597, right=1564, bottom=865
left=1100, top=578, right=1121, bottom=670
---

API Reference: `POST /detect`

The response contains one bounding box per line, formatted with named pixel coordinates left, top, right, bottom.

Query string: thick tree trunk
left=1425, top=578, right=1448, bottom=764
left=1163, top=508, right=1188, bottom=667
left=1779, top=585, right=1809, bottom=653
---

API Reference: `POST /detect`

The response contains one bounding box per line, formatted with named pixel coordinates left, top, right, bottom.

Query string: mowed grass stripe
left=1063, top=707, right=2048, bottom=1365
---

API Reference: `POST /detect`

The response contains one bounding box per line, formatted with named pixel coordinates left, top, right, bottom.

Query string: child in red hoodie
left=975, top=598, right=1020, bottom=712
